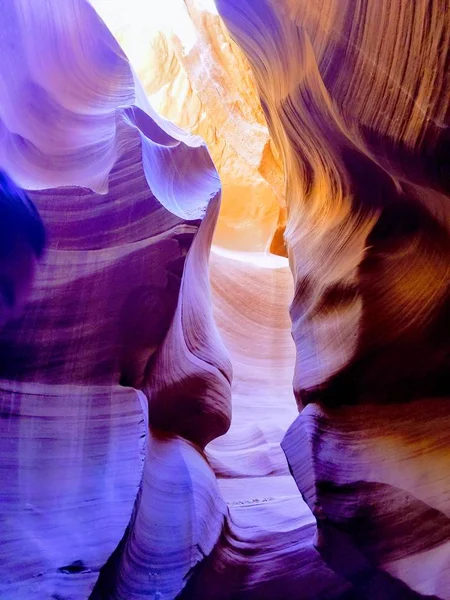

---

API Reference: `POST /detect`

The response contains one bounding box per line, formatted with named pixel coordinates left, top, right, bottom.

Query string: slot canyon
left=0, top=0, right=449, bottom=598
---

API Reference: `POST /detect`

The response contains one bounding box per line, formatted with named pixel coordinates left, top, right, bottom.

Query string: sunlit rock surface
left=215, top=0, right=450, bottom=597
left=92, top=0, right=286, bottom=255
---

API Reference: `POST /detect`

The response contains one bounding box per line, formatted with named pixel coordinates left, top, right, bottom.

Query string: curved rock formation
left=179, top=251, right=351, bottom=599
left=0, top=1, right=231, bottom=598
left=1, top=0, right=449, bottom=598
left=283, top=398, right=450, bottom=598
left=215, top=0, right=450, bottom=597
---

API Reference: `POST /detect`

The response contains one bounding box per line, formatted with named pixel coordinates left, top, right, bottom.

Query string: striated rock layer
left=88, top=3, right=354, bottom=596
left=0, top=1, right=232, bottom=599
left=1, top=0, right=449, bottom=598
left=216, top=0, right=450, bottom=597
left=0, top=1, right=352, bottom=597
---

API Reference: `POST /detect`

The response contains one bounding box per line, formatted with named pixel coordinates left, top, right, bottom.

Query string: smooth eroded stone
left=92, top=430, right=227, bottom=600
left=0, top=383, right=146, bottom=600
left=282, top=399, right=450, bottom=599
left=180, top=476, right=352, bottom=599
left=216, top=1, right=449, bottom=596
left=0, top=2, right=231, bottom=599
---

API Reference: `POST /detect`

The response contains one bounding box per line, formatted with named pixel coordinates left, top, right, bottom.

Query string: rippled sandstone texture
left=0, top=1, right=351, bottom=598
left=0, top=1, right=232, bottom=598
left=0, top=0, right=449, bottom=599
left=215, top=0, right=450, bottom=598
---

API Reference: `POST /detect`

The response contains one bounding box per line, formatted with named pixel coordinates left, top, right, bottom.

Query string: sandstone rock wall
left=215, top=0, right=450, bottom=597
left=0, top=2, right=231, bottom=598
left=0, top=0, right=449, bottom=598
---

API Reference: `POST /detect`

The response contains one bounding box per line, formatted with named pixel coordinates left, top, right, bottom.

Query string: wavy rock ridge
left=0, top=1, right=231, bottom=598
left=215, top=0, right=450, bottom=597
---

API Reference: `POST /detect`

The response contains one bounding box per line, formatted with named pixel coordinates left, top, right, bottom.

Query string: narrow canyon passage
left=0, top=1, right=448, bottom=599
left=89, top=8, right=324, bottom=592
left=178, top=251, right=352, bottom=598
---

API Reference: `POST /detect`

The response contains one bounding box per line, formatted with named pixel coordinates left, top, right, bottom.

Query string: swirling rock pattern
left=1, top=0, right=449, bottom=598
left=216, top=0, right=449, bottom=404
left=179, top=251, right=351, bottom=599
left=89, top=3, right=352, bottom=595
left=0, top=1, right=231, bottom=599
left=215, top=0, right=450, bottom=597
